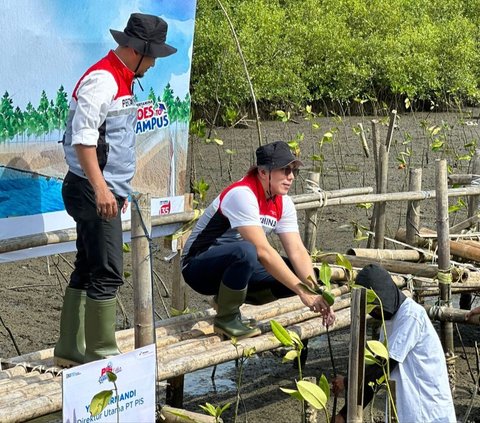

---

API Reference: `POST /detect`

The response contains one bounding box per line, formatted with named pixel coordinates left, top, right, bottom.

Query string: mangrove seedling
left=199, top=402, right=231, bottom=423
left=89, top=371, right=119, bottom=423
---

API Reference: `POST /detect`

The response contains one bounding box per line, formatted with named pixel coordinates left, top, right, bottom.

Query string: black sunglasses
left=279, top=166, right=299, bottom=177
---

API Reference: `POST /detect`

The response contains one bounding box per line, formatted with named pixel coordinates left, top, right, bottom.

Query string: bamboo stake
left=385, top=110, right=397, bottom=153
left=215, top=0, right=262, bottom=146
left=461, top=150, right=480, bottom=310
left=467, top=149, right=480, bottom=222
left=406, top=168, right=422, bottom=246
left=346, top=288, right=366, bottom=422
left=304, top=172, right=320, bottom=252
left=374, top=144, right=389, bottom=249
left=357, top=123, right=370, bottom=158
left=435, top=159, right=455, bottom=391
left=367, top=119, right=380, bottom=248
left=131, top=193, right=155, bottom=349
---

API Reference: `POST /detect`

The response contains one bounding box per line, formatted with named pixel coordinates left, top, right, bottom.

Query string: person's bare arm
left=237, top=225, right=333, bottom=323
left=75, top=144, right=117, bottom=219
left=279, top=231, right=335, bottom=324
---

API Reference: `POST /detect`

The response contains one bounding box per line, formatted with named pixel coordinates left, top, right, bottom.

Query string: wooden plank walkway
left=0, top=296, right=352, bottom=422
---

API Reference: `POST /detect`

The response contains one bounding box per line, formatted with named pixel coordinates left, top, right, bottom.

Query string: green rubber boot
left=84, top=297, right=121, bottom=363
left=54, top=287, right=86, bottom=367
left=214, top=283, right=257, bottom=339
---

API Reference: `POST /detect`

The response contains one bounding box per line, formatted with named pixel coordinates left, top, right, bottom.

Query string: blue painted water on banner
left=0, top=168, right=64, bottom=218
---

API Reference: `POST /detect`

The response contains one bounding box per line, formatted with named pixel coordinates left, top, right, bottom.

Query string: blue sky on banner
left=1, top=0, right=197, bottom=109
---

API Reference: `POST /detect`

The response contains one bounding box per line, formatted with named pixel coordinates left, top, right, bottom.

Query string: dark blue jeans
left=62, top=171, right=125, bottom=300
left=182, top=240, right=296, bottom=298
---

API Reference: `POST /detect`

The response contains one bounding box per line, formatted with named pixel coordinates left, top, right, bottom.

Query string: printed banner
left=62, top=344, right=156, bottom=422
left=0, top=1, right=197, bottom=261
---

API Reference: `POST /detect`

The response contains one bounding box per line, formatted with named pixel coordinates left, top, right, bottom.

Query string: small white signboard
left=62, top=344, right=156, bottom=423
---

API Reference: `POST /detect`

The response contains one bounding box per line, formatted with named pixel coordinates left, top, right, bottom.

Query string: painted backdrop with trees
left=0, top=0, right=196, bottom=261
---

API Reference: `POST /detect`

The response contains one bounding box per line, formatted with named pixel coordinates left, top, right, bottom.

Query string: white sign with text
left=62, top=344, right=156, bottom=423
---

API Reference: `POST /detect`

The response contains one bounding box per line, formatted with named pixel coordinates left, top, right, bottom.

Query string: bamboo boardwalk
left=0, top=295, right=354, bottom=423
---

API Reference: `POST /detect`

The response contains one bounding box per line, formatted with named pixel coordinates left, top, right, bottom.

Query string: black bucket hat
left=256, top=141, right=304, bottom=169
left=110, top=13, right=177, bottom=58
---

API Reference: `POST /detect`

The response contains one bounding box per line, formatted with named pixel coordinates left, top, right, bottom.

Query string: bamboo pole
left=346, top=288, right=366, bottom=423
left=346, top=248, right=424, bottom=262
left=424, top=305, right=480, bottom=325
left=304, top=172, right=320, bottom=252
left=406, top=168, right=422, bottom=246
left=396, top=227, right=480, bottom=263
left=0, top=388, right=61, bottom=423
left=157, top=307, right=354, bottom=381
left=435, top=159, right=455, bottom=391
left=319, top=254, right=468, bottom=282
left=6, top=185, right=480, bottom=254
left=0, top=210, right=197, bottom=254
left=131, top=193, right=155, bottom=349
left=458, top=239, right=480, bottom=248
left=292, top=187, right=374, bottom=204
left=450, top=215, right=480, bottom=233
left=448, top=174, right=475, bottom=186
left=294, top=185, right=480, bottom=211
left=374, top=144, right=388, bottom=249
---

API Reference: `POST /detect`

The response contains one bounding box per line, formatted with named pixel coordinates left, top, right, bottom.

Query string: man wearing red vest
left=54, top=13, right=176, bottom=367
left=182, top=141, right=335, bottom=339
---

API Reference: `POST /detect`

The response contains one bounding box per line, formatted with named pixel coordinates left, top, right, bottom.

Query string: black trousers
left=62, top=171, right=124, bottom=300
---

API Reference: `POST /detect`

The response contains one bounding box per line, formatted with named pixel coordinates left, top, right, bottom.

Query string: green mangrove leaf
left=90, top=390, right=113, bottom=416
left=366, top=289, right=378, bottom=304
left=364, top=350, right=378, bottom=366
left=280, top=387, right=303, bottom=401
left=106, top=371, right=117, bottom=382
left=318, top=374, right=330, bottom=401
left=319, top=262, right=331, bottom=290
left=335, top=254, right=353, bottom=273
left=367, top=340, right=389, bottom=360
left=297, top=380, right=327, bottom=410
left=270, top=320, right=294, bottom=347
left=283, top=350, right=299, bottom=362
left=290, top=331, right=303, bottom=347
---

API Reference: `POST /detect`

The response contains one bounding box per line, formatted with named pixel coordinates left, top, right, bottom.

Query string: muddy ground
left=2, top=112, right=480, bottom=422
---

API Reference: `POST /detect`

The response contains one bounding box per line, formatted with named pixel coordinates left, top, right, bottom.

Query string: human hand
left=95, top=187, right=118, bottom=219
left=465, top=306, right=480, bottom=321
left=300, top=293, right=335, bottom=326
left=331, top=375, right=345, bottom=396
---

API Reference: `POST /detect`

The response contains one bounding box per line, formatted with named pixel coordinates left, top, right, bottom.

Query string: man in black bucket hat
left=181, top=141, right=335, bottom=341
left=55, top=13, right=176, bottom=367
